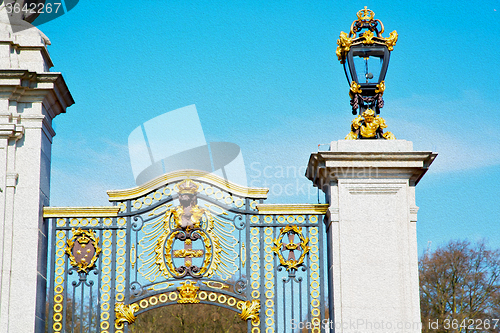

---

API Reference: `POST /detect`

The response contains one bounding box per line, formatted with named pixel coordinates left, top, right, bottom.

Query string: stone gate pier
left=0, top=13, right=74, bottom=333
left=306, top=140, right=436, bottom=332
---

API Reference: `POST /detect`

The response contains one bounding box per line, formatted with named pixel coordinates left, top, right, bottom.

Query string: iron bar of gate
left=97, top=227, right=103, bottom=333
left=304, top=224, right=312, bottom=328
left=259, top=215, right=266, bottom=332
left=273, top=226, right=279, bottom=333
left=71, top=281, right=76, bottom=332
left=124, top=214, right=132, bottom=333
left=47, top=218, right=56, bottom=333
left=259, top=214, right=265, bottom=333
left=291, top=274, right=295, bottom=327
left=89, top=279, right=94, bottom=332
left=63, top=229, right=70, bottom=333
left=299, top=272, right=303, bottom=330
left=319, top=214, right=326, bottom=326
left=79, top=275, right=85, bottom=332
left=112, top=221, right=118, bottom=333
left=246, top=197, right=252, bottom=333
left=282, top=273, right=286, bottom=332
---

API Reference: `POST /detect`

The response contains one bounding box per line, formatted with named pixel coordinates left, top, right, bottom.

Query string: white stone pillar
left=306, top=140, right=436, bottom=333
left=0, top=15, right=74, bottom=333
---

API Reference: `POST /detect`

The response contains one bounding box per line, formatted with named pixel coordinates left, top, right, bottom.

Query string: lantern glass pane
left=353, top=55, right=383, bottom=84
left=351, top=47, right=385, bottom=85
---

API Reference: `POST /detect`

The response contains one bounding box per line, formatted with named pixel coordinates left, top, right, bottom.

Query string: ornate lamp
left=336, top=7, right=398, bottom=115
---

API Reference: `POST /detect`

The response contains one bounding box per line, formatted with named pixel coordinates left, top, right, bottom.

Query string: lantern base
left=345, top=109, right=395, bottom=140
left=350, top=92, right=384, bottom=115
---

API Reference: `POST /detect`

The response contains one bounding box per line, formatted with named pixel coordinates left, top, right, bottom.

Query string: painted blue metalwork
left=45, top=175, right=328, bottom=333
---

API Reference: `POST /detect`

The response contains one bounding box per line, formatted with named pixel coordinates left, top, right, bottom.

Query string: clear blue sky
left=39, top=1, right=500, bottom=254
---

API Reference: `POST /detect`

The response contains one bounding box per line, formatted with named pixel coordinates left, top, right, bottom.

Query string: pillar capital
left=306, top=140, right=436, bottom=189
left=0, top=70, right=73, bottom=118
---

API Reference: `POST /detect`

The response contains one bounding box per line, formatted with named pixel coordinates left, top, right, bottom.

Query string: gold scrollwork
left=148, top=203, right=172, bottom=217
left=158, top=229, right=213, bottom=278
left=238, top=299, right=260, bottom=323
left=336, top=7, right=397, bottom=64
left=173, top=249, right=204, bottom=258
left=384, top=30, right=398, bottom=51
left=153, top=230, right=177, bottom=279
left=141, top=179, right=238, bottom=282
left=375, top=81, right=385, bottom=94
left=272, top=225, right=310, bottom=271
left=177, top=281, right=200, bottom=304
left=202, top=281, right=229, bottom=290
left=65, top=228, right=101, bottom=273
left=349, top=81, right=363, bottom=99
left=115, top=303, right=140, bottom=327
left=148, top=282, right=174, bottom=291
left=336, top=31, right=353, bottom=63
left=362, top=30, right=375, bottom=44
left=204, top=203, right=228, bottom=216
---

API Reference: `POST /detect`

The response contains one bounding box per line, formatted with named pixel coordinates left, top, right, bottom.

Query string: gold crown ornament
left=177, top=179, right=200, bottom=195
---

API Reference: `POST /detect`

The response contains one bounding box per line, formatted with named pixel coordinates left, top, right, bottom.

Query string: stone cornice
left=0, top=70, right=74, bottom=118
left=306, top=148, right=437, bottom=190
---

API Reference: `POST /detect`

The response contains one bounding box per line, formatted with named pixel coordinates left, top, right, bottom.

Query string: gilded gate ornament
left=65, top=228, right=101, bottom=273
left=272, top=225, right=310, bottom=271
left=138, top=179, right=238, bottom=282
left=177, top=280, right=200, bottom=303
left=45, top=171, right=328, bottom=333
left=238, top=299, right=260, bottom=323
left=115, top=303, right=140, bottom=326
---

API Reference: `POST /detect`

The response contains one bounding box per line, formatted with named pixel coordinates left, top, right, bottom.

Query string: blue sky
left=38, top=1, right=500, bottom=254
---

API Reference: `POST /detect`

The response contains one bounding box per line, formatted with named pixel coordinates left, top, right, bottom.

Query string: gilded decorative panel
left=44, top=171, right=328, bottom=332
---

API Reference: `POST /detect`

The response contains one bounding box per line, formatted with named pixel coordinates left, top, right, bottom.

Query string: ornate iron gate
left=44, top=171, right=329, bottom=332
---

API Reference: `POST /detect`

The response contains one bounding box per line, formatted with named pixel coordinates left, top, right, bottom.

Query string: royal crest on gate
left=139, top=179, right=239, bottom=281
left=65, top=228, right=101, bottom=273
